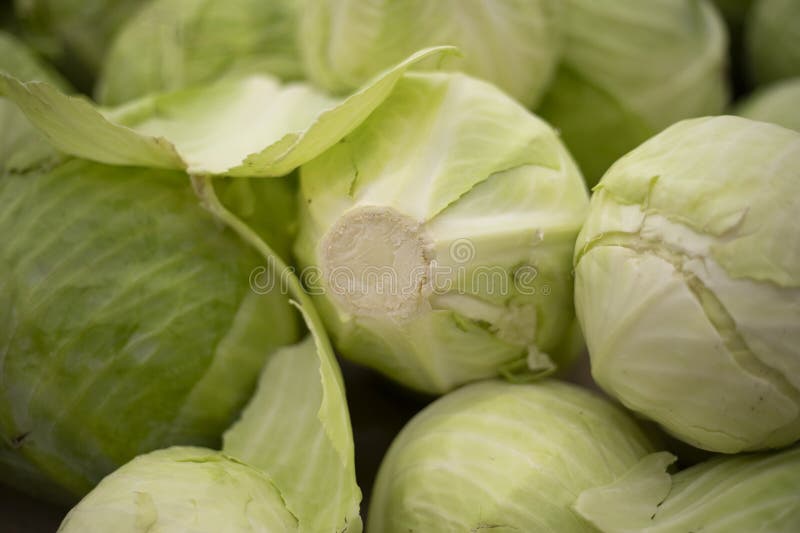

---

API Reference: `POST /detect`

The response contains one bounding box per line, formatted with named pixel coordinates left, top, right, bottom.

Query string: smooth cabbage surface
left=369, top=379, right=659, bottom=532
left=574, top=116, right=800, bottom=453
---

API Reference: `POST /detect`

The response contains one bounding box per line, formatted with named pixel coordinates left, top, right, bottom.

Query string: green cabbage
left=0, top=159, right=300, bottom=502
left=575, top=446, right=800, bottom=532
left=537, top=0, right=729, bottom=184
left=737, top=77, right=800, bottom=131
left=57, top=172, right=363, bottom=533
left=295, top=71, right=589, bottom=393
left=574, top=116, right=800, bottom=453
left=97, top=0, right=302, bottom=105
left=299, top=0, right=564, bottom=107
left=746, top=0, right=800, bottom=86
left=369, top=379, right=659, bottom=532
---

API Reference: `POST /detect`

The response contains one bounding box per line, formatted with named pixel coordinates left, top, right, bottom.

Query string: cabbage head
left=574, top=116, right=800, bottom=453
left=537, top=0, right=729, bottom=185
left=0, top=160, right=299, bottom=502
left=97, top=0, right=302, bottom=105
left=369, top=379, right=659, bottom=532
left=295, top=71, right=589, bottom=393
left=299, top=0, right=564, bottom=108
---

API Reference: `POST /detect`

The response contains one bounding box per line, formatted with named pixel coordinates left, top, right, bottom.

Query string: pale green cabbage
left=299, top=0, right=564, bottom=107
left=537, top=0, right=729, bottom=184
left=58, top=447, right=302, bottom=532
left=369, top=379, right=659, bottom=532
left=737, top=77, right=800, bottom=131
left=97, top=0, right=302, bottom=105
left=574, top=116, right=800, bottom=453
left=295, top=71, right=589, bottom=393
left=575, top=446, right=800, bottom=532
left=746, top=0, right=800, bottom=85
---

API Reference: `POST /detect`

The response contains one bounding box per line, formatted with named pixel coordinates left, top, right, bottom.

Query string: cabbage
left=57, top=170, right=363, bottom=532
left=97, top=0, right=301, bottom=105
left=746, top=0, right=800, bottom=86
left=574, top=116, right=800, bottom=453
left=294, top=71, right=589, bottom=393
left=0, top=30, right=70, bottom=170
left=737, top=77, right=800, bottom=131
left=368, top=379, right=659, bottom=532
left=0, top=159, right=299, bottom=502
left=299, top=0, right=564, bottom=107
left=537, top=0, right=729, bottom=184
left=575, top=446, right=800, bottom=532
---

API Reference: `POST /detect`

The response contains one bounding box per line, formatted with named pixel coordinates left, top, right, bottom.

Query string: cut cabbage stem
left=320, top=206, right=434, bottom=321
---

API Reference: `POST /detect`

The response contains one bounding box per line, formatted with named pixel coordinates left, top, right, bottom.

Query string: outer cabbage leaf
left=0, top=47, right=454, bottom=176
left=576, top=447, right=800, bottom=532
left=98, top=0, right=302, bottom=105
left=369, top=379, right=660, bottom=532
left=537, top=0, right=729, bottom=185
left=300, top=0, right=564, bottom=107
left=574, top=116, right=800, bottom=452
left=295, top=71, right=589, bottom=393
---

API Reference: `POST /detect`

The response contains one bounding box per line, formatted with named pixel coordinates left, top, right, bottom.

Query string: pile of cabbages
left=1, top=0, right=798, bottom=531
